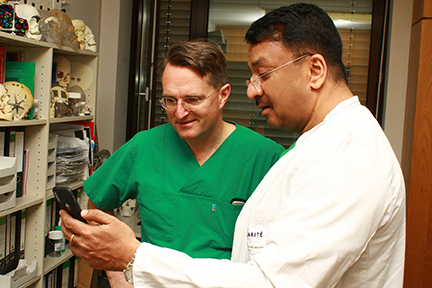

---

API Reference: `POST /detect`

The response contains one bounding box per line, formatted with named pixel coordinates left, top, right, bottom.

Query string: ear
left=219, top=83, right=231, bottom=109
left=308, top=54, right=327, bottom=90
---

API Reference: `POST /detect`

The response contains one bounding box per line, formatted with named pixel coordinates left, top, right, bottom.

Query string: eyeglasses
left=246, top=54, right=311, bottom=92
left=159, top=87, right=220, bottom=111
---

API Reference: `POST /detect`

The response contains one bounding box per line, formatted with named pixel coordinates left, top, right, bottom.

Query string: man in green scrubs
left=83, top=39, right=284, bottom=287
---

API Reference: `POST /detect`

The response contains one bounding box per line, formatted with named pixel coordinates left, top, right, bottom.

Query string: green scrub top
left=85, top=122, right=284, bottom=259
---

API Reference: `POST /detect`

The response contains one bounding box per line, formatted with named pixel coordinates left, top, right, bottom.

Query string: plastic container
left=48, top=230, right=63, bottom=257
left=68, top=92, right=82, bottom=116
left=79, top=101, right=87, bottom=116
left=54, top=99, right=66, bottom=118
left=55, top=225, right=66, bottom=253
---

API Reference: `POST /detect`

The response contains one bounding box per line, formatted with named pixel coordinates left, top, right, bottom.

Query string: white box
left=0, top=260, right=38, bottom=288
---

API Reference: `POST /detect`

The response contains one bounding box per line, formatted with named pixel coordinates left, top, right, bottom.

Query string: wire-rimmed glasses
left=246, top=54, right=311, bottom=92
left=159, top=87, right=221, bottom=111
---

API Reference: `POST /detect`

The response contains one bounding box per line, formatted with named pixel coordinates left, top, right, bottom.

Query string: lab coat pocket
left=247, top=207, right=281, bottom=255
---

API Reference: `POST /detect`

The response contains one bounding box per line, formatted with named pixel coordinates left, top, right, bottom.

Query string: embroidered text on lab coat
left=247, top=226, right=268, bottom=254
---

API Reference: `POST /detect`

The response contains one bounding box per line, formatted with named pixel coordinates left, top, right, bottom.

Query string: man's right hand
left=60, top=209, right=141, bottom=271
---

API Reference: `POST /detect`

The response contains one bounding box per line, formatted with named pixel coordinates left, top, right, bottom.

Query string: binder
left=5, top=212, right=19, bottom=273
left=0, top=216, right=6, bottom=274
left=62, top=261, right=70, bottom=288
left=18, top=210, right=26, bottom=259
left=52, top=199, right=59, bottom=232
left=4, top=214, right=11, bottom=272
left=44, top=269, right=55, bottom=288
left=56, top=265, right=62, bottom=288
left=44, top=200, right=53, bottom=257
left=3, top=127, right=14, bottom=157
left=14, top=127, right=25, bottom=197
left=22, top=150, right=30, bottom=196
left=8, top=128, right=16, bottom=158
left=0, top=127, right=5, bottom=156
left=69, top=256, right=78, bottom=288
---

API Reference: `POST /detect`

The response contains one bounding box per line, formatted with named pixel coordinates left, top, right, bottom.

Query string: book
left=5, top=61, right=36, bottom=120
left=4, top=127, right=16, bottom=157
left=6, top=51, right=25, bottom=62
left=6, top=52, right=18, bottom=62
left=0, top=216, right=6, bottom=275
left=22, top=149, right=30, bottom=196
left=19, top=210, right=26, bottom=259
left=0, top=45, right=5, bottom=83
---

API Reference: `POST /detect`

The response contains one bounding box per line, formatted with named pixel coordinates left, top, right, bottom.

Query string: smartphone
left=53, top=186, right=87, bottom=223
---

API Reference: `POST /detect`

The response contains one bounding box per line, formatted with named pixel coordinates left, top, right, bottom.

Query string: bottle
left=79, top=101, right=87, bottom=116
left=54, top=99, right=65, bottom=118
left=48, top=230, right=63, bottom=257
left=68, top=92, right=82, bottom=116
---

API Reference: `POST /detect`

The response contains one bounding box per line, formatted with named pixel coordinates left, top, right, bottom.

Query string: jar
left=48, top=230, right=63, bottom=257
left=79, top=101, right=87, bottom=116
left=68, top=92, right=82, bottom=116
left=54, top=99, right=65, bottom=118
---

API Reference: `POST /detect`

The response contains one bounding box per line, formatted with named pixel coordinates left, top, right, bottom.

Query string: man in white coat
left=61, top=3, right=406, bottom=287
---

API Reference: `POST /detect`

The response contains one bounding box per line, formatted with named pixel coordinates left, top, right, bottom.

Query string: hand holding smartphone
left=53, top=186, right=87, bottom=223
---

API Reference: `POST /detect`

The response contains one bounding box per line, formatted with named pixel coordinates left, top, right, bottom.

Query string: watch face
left=124, top=268, right=134, bottom=284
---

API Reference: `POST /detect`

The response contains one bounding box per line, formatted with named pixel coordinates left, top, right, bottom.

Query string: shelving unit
left=0, top=24, right=98, bottom=288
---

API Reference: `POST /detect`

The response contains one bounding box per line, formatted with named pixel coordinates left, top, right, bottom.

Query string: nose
left=246, top=83, right=262, bottom=100
left=174, top=100, right=190, bottom=118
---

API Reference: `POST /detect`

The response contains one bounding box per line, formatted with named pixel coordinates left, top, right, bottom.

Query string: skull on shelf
left=16, top=4, right=41, bottom=40
left=0, top=82, right=34, bottom=121
left=72, top=19, right=86, bottom=50
left=53, top=55, right=71, bottom=89
left=50, top=86, right=69, bottom=119
left=84, top=25, right=97, bottom=52
left=0, top=4, right=29, bottom=36
left=38, top=9, right=79, bottom=49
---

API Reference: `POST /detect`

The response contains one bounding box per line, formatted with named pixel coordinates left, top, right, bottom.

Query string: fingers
left=59, top=210, right=76, bottom=241
left=80, top=209, right=117, bottom=225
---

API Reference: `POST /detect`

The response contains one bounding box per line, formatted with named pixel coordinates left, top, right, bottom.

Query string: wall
left=383, top=0, right=413, bottom=165
left=62, top=0, right=100, bottom=42
left=96, top=0, right=133, bottom=154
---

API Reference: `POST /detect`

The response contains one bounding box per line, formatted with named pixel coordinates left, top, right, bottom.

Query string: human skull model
left=39, top=9, right=78, bottom=49
left=72, top=19, right=86, bottom=50
left=0, top=82, right=34, bottom=121
left=53, top=55, right=71, bottom=89
left=50, top=86, right=69, bottom=118
left=15, top=4, right=41, bottom=40
left=84, top=25, right=97, bottom=52
left=25, top=17, right=42, bottom=40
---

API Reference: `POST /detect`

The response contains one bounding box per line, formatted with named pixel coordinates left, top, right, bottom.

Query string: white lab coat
left=134, top=96, right=406, bottom=288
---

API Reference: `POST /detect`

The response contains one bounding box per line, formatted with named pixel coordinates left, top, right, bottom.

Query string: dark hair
left=245, top=3, right=347, bottom=83
left=159, top=39, right=228, bottom=88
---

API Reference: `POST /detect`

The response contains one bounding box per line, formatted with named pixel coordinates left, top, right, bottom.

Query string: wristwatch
left=123, top=251, right=137, bottom=284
